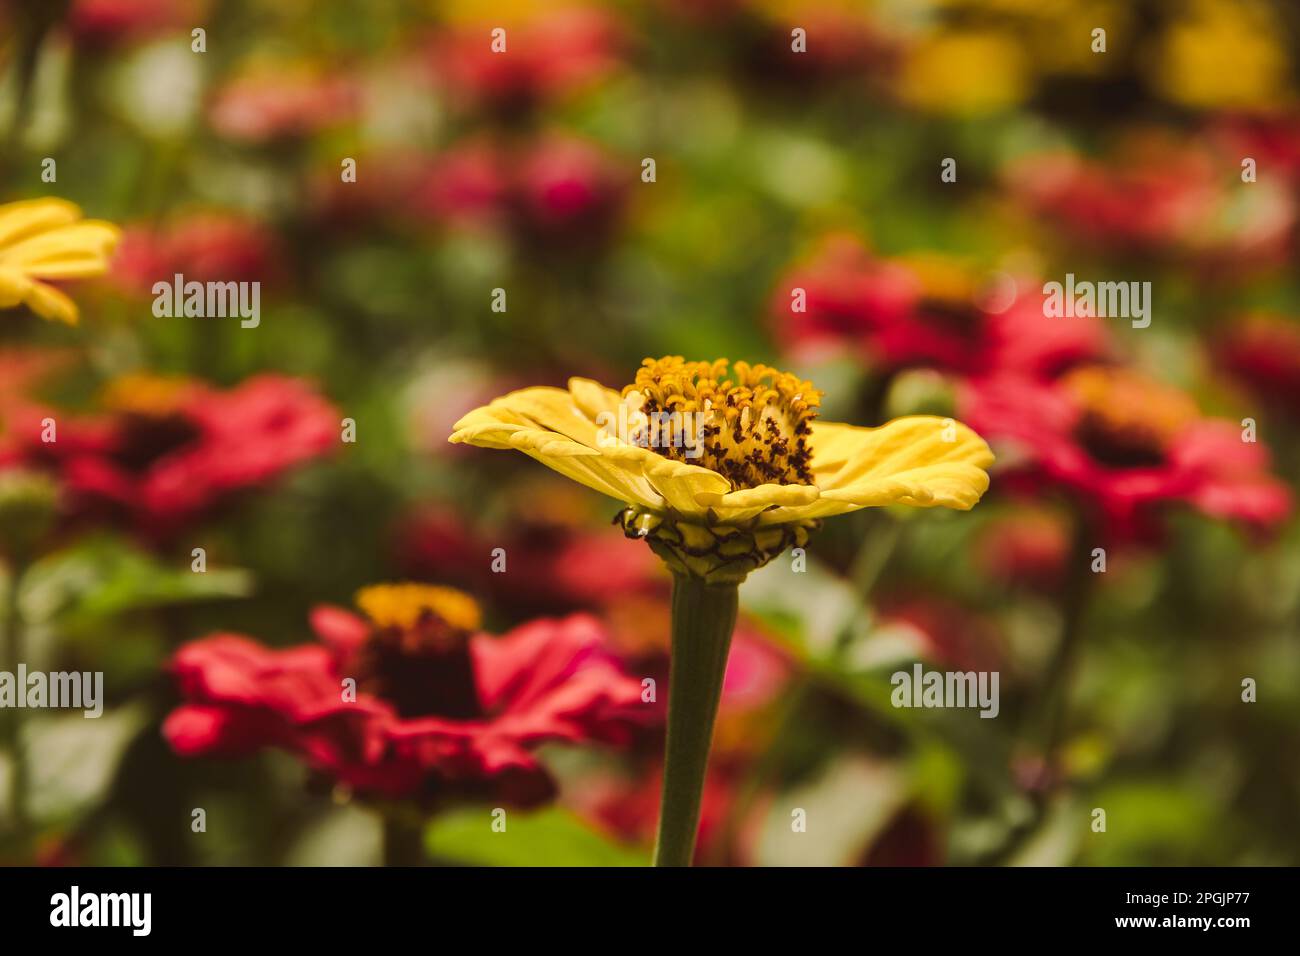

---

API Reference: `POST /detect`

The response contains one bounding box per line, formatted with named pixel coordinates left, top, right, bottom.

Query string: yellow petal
left=0, top=266, right=28, bottom=308
left=22, top=281, right=80, bottom=325
left=763, top=416, right=993, bottom=522
left=700, top=482, right=821, bottom=524
left=450, top=383, right=732, bottom=516
left=451, top=385, right=994, bottom=530
left=0, top=198, right=81, bottom=249
left=567, top=376, right=622, bottom=422
left=0, top=221, right=121, bottom=276
left=564, top=376, right=733, bottom=515
left=450, top=389, right=663, bottom=509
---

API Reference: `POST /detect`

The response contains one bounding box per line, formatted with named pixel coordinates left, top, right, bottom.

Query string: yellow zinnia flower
left=1151, top=0, right=1290, bottom=110
left=451, top=356, right=992, bottom=581
left=897, top=31, right=1030, bottom=117
left=450, top=356, right=992, bottom=867
left=0, top=198, right=121, bottom=325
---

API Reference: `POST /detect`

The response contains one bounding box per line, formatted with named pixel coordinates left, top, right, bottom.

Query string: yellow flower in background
left=897, top=31, right=1030, bottom=117
left=920, top=0, right=1130, bottom=77
left=451, top=356, right=992, bottom=582
left=0, top=198, right=120, bottom=325
left=1152, top=0, right=1290, bottom=110
left=438, top=0, right=548, bottom=24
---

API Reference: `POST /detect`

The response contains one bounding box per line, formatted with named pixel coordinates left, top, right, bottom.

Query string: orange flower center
left=1062, top=366, right=1198, bottom=468
left=355, top=582, right=482, bottom=634
left=619, top=356, right=821, bottom=490
left=100, top=373, right=196, bottom=418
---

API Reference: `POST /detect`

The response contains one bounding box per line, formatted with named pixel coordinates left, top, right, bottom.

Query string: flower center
left=899, top=253, right=981, bottom=311
left=900, top=254, right=988, bottom=345
left=100, top=374, right=202, bottom=473
left=355, top=582, right=482, bottom=634
left=620, top=356, right=821, bottom=490
left=352, top=583, right=485, bottom=719
left=1062, top=366, right=1198, bottom=469
left=100, top=373, right=196, bottom=417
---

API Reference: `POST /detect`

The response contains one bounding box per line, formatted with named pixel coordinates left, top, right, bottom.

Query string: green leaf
left=425, top=806, right=648, bottom=867
left=18, top=534, right=253, bottom=626
left=740, top=556, right=879, bottom=663
left=753, top=756, right=908, bottom=866
left=18, top=703, right=148, bottom=825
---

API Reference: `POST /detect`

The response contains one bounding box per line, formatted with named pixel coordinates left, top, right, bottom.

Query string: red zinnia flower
left=110, top=213, right=283, bottom=295
left=1209, top=113, right=1300, bottom=183
left=310, top=137, right=628, bottom=244
left=209, top=64, right=360, bottom=144
left=1005, top=134, right=1295, bottom=269
left=427, top=7, right=625, bottom=114
left=1216, top=313, right=1300, bottom=418
left=974, top=506, right=1072, bottom=593
left=960, top=365, right=1292, bottom=541
left=774, top=236, right=1108, bottom=379
left=68, top=0, right=206, bottom=50
left=396, top=500, right=665, bottom=614
left=878, top=597, right=1005, bottom=674
left=515, top=136, right=628, bottom=238
left=12, top=373, right=337, bottom=536
left=164, top=584, right=647, bottom=807
left=411, top=135, right=628, bottom=242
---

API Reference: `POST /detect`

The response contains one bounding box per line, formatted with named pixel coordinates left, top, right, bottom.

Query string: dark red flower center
left=354, top=620, right=485, bottom=720
left=100, top=374, right=202, bottom=473
left=916, top=297, right=986, bottom=346
left=114, top=413, right=201, bottom=472
left=1063, top=367, right=1198, bottom=471
left=1073, top=415, right=1167, bottom=469
left=350, top=584, right=487, bottom=719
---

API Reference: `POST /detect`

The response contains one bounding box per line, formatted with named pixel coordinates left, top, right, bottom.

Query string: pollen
left=620, top=356, right=821, bottom=490
left=355, top=582, right=483, bottom=634
left=1062, top=366, right=1198, bottom=467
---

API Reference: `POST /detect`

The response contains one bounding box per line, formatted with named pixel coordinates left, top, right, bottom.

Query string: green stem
left=4, top=1, right=68, bottom=146
left=381, top=814, right=425, bottom=867
left=653, top=573, right=739, bottom=867
left=1026, top=515, right=1096, bottom=775
left=984, top=514, right=1094, bottom=864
